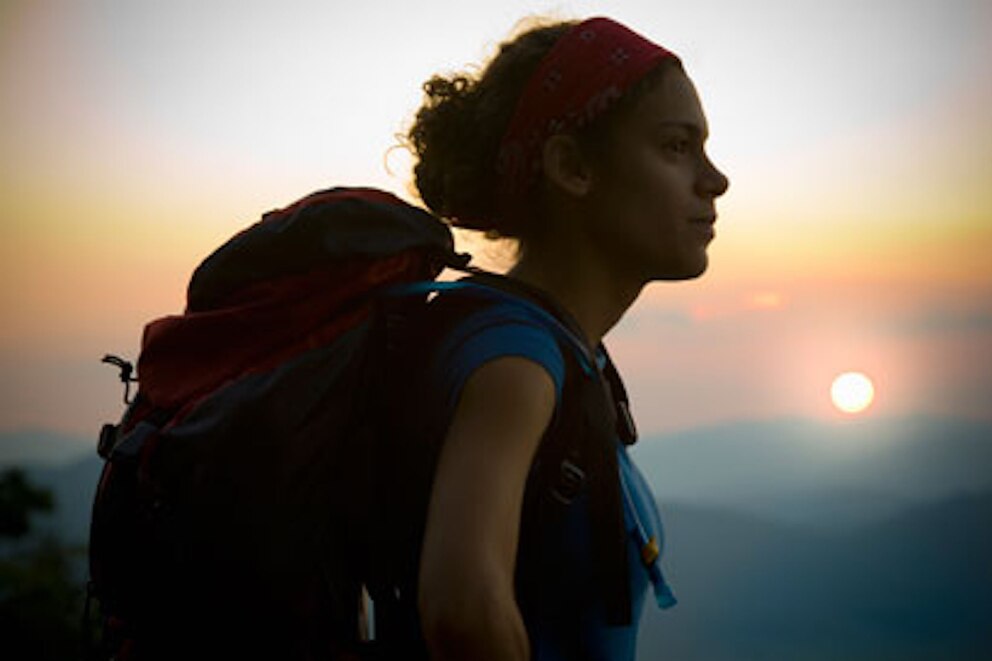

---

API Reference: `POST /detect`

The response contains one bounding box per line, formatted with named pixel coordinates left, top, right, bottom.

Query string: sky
left=1, top=0, right=990, bottom=439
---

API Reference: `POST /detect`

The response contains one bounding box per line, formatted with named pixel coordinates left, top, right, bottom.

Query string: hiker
left=87, top=14, right=727, bottom=661
left=397, top=15, right=729, bottom=661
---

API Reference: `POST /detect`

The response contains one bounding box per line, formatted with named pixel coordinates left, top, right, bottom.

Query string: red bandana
left=497, top=17, right=678, bottom=212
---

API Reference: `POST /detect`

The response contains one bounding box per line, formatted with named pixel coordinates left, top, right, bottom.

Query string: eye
left=664, top=137, right=691, bottom=155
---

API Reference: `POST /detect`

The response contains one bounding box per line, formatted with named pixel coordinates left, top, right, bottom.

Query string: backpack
left=86, top=188, right=464, bottom=659
left=85, top=187, right=614, bottom=660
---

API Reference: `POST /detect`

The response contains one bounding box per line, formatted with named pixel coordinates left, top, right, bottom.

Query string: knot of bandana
left=496, top=17, right=677, bottom=217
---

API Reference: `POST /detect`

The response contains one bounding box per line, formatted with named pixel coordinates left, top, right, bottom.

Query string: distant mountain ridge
left=638, top=494, right=992, bottom=660
left=4, top=418, right=990, bottom=659
left=22, top=454, right=103, bottom=544
left=7, top=413, right=990, bottom=485
left=631, top=414, right=992, bottom=531
left=6, top=414, right=992, bottom=539
left=0, top=429, right=92, bottom=468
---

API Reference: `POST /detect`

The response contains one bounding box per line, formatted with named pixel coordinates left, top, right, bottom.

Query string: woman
left=399, top=15, right=728, bottom=661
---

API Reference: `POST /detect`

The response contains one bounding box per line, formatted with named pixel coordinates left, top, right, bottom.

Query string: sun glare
left=830, top=372, right=875, bottom=414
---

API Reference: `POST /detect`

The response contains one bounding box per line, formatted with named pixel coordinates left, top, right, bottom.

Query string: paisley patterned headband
left=496, top=17, right=678, bottom=213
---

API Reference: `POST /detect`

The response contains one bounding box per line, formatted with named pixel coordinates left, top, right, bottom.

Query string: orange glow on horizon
left=2, top=1, right=991, bottom=436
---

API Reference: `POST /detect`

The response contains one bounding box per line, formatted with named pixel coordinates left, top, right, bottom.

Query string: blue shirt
left=430, top=300, right=675, bottom=661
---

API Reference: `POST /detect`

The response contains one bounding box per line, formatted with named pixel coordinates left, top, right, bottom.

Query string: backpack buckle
left=97, top=423, right=119, bottom=460
left=550, top=459, right=586, bottom=505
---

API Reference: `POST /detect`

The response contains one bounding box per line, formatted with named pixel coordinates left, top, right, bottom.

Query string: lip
left=689, top=217, right=716, bottom=241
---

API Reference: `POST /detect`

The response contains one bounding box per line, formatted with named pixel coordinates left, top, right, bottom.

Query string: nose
left=697, top=155, right=729, bottom=199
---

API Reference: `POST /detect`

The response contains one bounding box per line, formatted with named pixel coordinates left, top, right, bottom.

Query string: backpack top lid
left=187, top=187, right=457, bottom=312
left=137, top=187, right=460, bottom=411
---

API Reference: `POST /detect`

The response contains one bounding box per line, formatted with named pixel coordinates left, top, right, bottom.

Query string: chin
left=653, top=255, right=709, bottom=282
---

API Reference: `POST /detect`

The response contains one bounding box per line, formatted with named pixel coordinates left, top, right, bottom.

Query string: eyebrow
left=655, top=120, right=709, bottom=141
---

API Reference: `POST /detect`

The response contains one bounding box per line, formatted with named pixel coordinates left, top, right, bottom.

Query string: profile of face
left=580, top=65, right=730, bottom=284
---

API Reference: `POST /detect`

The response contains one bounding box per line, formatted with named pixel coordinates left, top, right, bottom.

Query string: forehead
left=629, top=67, right=709, bottom=137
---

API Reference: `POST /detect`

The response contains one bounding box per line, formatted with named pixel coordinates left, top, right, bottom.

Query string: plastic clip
left=550, top=459, right=586, bottom=505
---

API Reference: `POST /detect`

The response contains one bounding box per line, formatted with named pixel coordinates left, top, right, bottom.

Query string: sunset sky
left=1, top=0, right=990, bottom=440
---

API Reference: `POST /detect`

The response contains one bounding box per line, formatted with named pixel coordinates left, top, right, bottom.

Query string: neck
left=507, top=241, right=643, bottom=348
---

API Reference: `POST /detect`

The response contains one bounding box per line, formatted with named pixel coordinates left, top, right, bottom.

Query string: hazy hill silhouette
left=639, top=495, right=992, bottom=660
left=22, top=455, right=102, bottom=545
left=4, top=416, right=991, bottom=658
left=631, top=415, right=992, bottom=531
left=12, top=414, right=992, bottom=543
left=0, top=430, right=91, bottom=469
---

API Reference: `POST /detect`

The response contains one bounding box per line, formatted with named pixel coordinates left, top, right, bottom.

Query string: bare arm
left=418, top=356, right=556, bottom=661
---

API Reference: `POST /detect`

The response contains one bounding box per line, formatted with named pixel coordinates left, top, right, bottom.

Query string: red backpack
left=87, top=188, right=469, bottom=660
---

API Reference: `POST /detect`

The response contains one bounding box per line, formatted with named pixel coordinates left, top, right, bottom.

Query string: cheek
left=607, top=154, right=684, bottom=224
left=589, top=139, right=693, bottom=229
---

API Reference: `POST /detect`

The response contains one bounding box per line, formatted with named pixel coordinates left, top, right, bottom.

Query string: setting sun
left=830, top=372, right=875, bottom=414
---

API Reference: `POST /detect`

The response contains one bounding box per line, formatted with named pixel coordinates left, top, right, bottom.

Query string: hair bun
left=408, top=74, right=496, bottom=232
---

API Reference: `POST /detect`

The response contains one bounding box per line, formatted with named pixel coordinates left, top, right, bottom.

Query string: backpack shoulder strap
left=382, top=272, right=634, bottom=626
left=515, top=340, right=633, bottom=626
left=424, top=272, right=634, bottom=626
left=384, top=274, right=596, bottom=377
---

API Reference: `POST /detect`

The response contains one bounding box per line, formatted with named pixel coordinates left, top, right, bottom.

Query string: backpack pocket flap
left=111, top=420, right=159, bottom=461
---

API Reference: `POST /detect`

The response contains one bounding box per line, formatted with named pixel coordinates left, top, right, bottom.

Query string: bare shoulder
left=446, top=355, right=557, bottom=457
left=423, top=354, right=557, bottom=551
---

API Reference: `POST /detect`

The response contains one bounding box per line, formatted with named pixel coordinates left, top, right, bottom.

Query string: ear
left=541, top=134, right=594, bottom=198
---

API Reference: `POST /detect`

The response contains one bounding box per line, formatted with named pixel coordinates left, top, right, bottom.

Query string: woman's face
left=582, top=66, right=729, bottom=283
